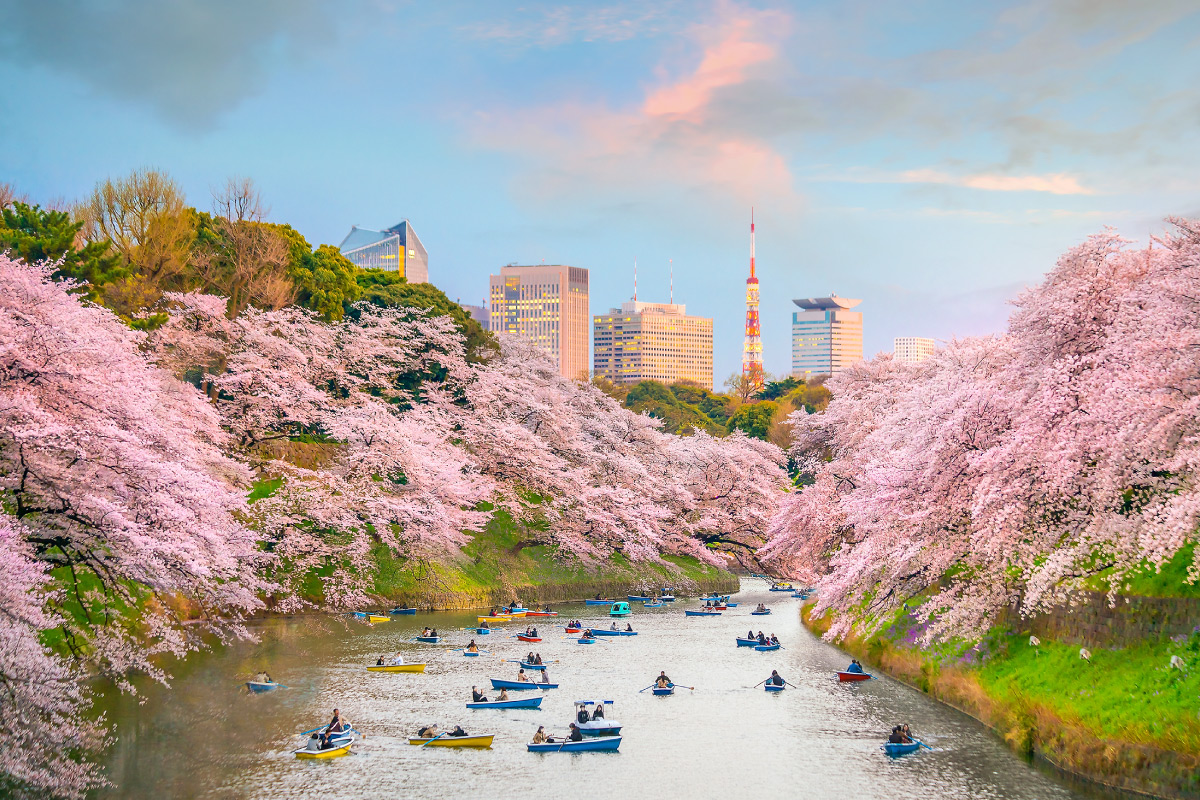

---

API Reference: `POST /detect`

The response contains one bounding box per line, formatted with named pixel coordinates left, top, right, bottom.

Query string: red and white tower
left=742, top=208, right=764, bottom=390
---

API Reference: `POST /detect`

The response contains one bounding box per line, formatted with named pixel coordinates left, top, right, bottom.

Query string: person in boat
left=901, top=724, right=913, bottom=742
left=534, top=653, right=543, bottom=665
left=625, top=623, right=633, bottom=632
left=655, top=671, right=672, bottom=688
left=480, top=620, right=490, bottom=630
left=539, top=669, right=549, bottom=684
left=582, top=628, right=593, bottom=638
left=576, top=705, right=591, bottom=724
left=887, top=726, right=911, bottom=744
left=757, top=631, right=767, bottom=644
left=531, top=626, right=538, bottom=637
left=431, top=628, right=438, bottom=637
left=489, top=607, right=497, bottom=616
left=498, top=688, right=510, bottom=701
left=472, top=686, right=488, bottom=702
left=769, top=634, right=779, bottom=645
left=526, top=651, right=535, bottom=663
left=375, top=656, right=385, bottom=666
left=595, top=593, right=602, bottom=600
left=321, top=708, right=345, bottom=747
left=767, top=670, right=785, bottom=687
left=532, top=726, right=548, bottom=744
left=610, top=621, right=619, bottom=630
left=846, top=659, right=864, bottom=674
left=568, top=723, right=583, bottom=742
left=389, top=651, right=405, bottom=666
left=466, top=639, right=479, bottom=653
left=591, top=702, right=605, bottom=720
left=517, top=669, right=529, bottom=682
left=757, top=603, right=767, bottom=612
left=418, top=723, right=439, bottom=738
left=449, top=725, right=468, bottom=737
left=747, top=629, right=755, bottom=640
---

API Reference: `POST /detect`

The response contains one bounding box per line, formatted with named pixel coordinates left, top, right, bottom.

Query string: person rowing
left=582, top=628, right=594, bottom=638
left=421, top=627, right=432, bottom=637
left=517, top=669, right=529, bottom=682
left=610, top=621, right=619, bottom=630
left=466, top=639, right=479, bottom=653
left=888, top=725, right=912, bottom=744
left=756, top=631, right=767, bottom=644
left=846, top=659, right=864, bottom=674
left=252, top=670, right=272, bottom=683
left=471, top=686, right=488, bottom=702
left=767, top=670, right=784, bottom=687
left=321, top=708, right=345, bottom=747
left=769, top=633, right=779, bottom=645
left=655, top=671, right=672, bottom=688
left=568, top=722, right=583, bottom=742
left=479, top=619, right=490, bottom=629
left=389, top=651, right=405, bottom=665
left=417, top=723, right=439, bottom=738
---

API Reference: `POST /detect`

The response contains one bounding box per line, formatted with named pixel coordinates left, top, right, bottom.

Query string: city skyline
left=3, top=2, right=1198, bottom=379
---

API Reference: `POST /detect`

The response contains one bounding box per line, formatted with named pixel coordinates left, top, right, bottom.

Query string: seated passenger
left=577, top=707, right=590, bottom=724
left=471, top=687, right=487, bottom=702
left=591, top=703, right=605, bottom=720
left=539, top=670, right=550, bottom=683
left=625, top=623, right=633, bottom=632
left=532, top=726, right=548, bottom=744
left=449, top=725, right=468, bottom=737
left=888, top=726, right=905, bottom=744
left=846, top=659, right=864, bottom=674
left=498, top=688, right=510, bottom=701
left=375, top=656, right=385, bottom=666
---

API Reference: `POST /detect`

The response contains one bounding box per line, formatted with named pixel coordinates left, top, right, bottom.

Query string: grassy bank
left=802, top=605, right=1200, bottom=799
left=367, top=509, right=738, bottom=609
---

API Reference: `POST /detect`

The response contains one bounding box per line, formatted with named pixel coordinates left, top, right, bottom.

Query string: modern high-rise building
left=893, top=337, right=935, bottom=363
left=791, top=294, right=864, bottom=376
left=593, top=300, right=714, bottom=390
left=460, top=301, right=490, bottom=331
left=489, top=265, right=589, bottom=380
left=338, top=220, right=428, bottom=283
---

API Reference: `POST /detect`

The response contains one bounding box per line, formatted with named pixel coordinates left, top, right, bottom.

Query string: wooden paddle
left=751, top=678, right=769, bottom=688
left=784, top=680, right=801, bottom=689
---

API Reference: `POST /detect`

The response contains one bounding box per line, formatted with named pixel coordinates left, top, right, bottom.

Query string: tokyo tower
left=742, top=208, right=764, bottom=390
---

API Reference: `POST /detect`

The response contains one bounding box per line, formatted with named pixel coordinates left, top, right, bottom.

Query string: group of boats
left=277, top=580, right=924, bottom=761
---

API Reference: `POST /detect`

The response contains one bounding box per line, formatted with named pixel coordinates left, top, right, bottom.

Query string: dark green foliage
left=757, top=376, right=801, bottom=400
left=728, top=400, right=778, bottom=440
left=623, top=380, right=729, bottom=435
left=0, top=202, right=125, bottom=296
left=355, top=268, right=496, bottom=361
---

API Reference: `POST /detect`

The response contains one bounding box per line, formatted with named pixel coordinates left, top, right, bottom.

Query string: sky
left=2, top=0, right=1199, bottom=382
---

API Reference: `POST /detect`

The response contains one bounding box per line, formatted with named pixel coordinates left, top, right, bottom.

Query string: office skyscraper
left=893, top=337, right=935, bottom=363
left=593, top=300, right=713, bottom=390
left=489, top=265, right=589, bottom=380
left=791, top=294, right=864, bottom=376
left=338, top=220, right=428, bottom=283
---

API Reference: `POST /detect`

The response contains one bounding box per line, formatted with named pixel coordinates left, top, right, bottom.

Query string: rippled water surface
left=96, top=579, right=1107, bottom=800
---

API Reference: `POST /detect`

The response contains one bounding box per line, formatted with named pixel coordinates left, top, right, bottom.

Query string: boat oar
left=637, top=684, right=657, bottom=693
left=419, top=732, right=448, bottom=748
left=784, top=680, right=801, bottom=689
left=751, top=678, right=768, bottom=688
left=913, top=738, right=933, bottom=751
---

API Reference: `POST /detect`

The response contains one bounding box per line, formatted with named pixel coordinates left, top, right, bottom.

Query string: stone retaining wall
left=1019, top=591, right=1200, bottom=648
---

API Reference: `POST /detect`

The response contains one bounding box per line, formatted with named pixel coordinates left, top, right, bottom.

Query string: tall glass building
left=593, top=301, right=713, bottom=390
left=337, top=220, right=428, bottom=283
left=791, top=295, right=863, bottom=376
left=893, top=337, right=935, bottom=363
left=489, top=265, right=589, bottom=380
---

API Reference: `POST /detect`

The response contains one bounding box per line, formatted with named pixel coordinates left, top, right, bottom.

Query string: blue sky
left=2, top=0, right=1198, bottom=381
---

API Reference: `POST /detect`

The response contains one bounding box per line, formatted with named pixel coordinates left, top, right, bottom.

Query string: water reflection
left=95, top=580, right=1110, bottom=800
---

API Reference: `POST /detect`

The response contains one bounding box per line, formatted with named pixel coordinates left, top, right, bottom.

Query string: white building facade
left=893, top=337, right=936, bottom=363
left=791, top=294, right=864, bottom=376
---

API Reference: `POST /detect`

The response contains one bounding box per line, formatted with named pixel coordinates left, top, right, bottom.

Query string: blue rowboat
left=246, top=681, right=280, bottom=693
left=608, top=602, right=631, bottom=617
left=769, top=584, right=794, bottom=592
left=528, top=736, right=622, bottom=753
left=466, top=696, right=543, bottom=710
left=389, top=607, right=417, bottom=615
left=415, top=635, right=440, bottom=644
left=627, top=595, right=653, bottom=602
left=490, top=678, right=558, bottom=690
left=754, top=643, right=781, bottom=652
left=519, top=661, right=548, bottom=670
left=584, top=599, right=614, bottom=605
left=578, top=637, right=596, bottom=644
left=685, top=610, right=721, bottom=617
left=882, top=742, right=921, bottom=756
left=476, top=627, right=492, bottom=635
left=736, top=637, right=760, bottom=647
left=652, top=684, right=675, bottom=696
left=591, top=629, right=637, bottom=636
left=751, top=609, right=771, bottom=615
left=726, top=602, right=739, bottom=607
left=764, top=683, right=785, bottom=692
left=464, top=651, right=480, bottom=657
left=660, top=596, right=675, bottom=602
left=643, top=601, right=664, bottom=608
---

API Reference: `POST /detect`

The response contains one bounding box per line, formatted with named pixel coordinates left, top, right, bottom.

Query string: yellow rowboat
left=477, top=615, right=511, bottom=623
left=408, top=735, right=494, bottom=748
left=366, top=663, right=426, bottom=673
left=352, top=612, right=391, bottom=623
left=295, top=741, right=352, bottom=759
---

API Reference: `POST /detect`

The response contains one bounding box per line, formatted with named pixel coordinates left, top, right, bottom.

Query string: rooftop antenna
left=669, top=258, right=674, bottom=304
left=633, top=257, right=638, bottom=302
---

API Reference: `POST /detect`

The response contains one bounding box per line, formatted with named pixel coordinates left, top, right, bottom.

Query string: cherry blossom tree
left=762, top=221, right=1200, bottom=642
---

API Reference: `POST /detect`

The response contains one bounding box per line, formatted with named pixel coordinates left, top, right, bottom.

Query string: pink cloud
left=468, top=2, right=798, bottom=211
